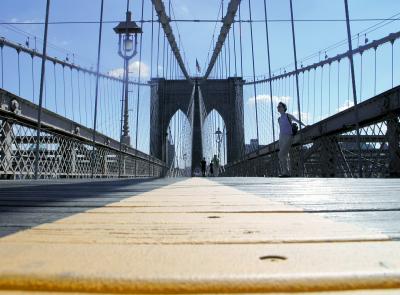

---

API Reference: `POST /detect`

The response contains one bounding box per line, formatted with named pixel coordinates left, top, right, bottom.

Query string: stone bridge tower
left=150, top=77, right=245, bottom=175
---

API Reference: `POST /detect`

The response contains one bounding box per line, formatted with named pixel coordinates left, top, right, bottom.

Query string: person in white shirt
left=277, top=102, right=305, bottom=177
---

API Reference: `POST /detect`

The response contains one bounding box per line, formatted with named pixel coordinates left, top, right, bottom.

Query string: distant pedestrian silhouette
left=201, top=157, right=207, bottom=177
left=209, top=161, right=214, bottom=176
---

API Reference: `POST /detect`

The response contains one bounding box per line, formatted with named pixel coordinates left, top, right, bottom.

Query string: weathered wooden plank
left=0, top=177, right=399, bottom=294
left=0, top=242, right=400, bottom=293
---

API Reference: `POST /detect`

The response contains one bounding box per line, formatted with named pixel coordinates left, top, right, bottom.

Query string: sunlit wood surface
left=0, top=177, right=399, bottom=294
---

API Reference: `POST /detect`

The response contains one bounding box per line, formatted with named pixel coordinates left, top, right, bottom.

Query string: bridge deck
left=0, top=177, right=399, bottom=294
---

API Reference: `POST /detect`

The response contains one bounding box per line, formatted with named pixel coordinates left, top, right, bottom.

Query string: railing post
left=34, top=0, right=50, bottom=180
left=344, top=0, right=363, bottom=178
left=91, top=0, right=104, bottom=178
left=289, top=0, right=304, bottom=177
left=0, top=120, right=13, bottom=179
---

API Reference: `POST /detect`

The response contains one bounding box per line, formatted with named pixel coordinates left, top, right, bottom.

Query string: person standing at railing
left=277, top=102, right=306, bottom=177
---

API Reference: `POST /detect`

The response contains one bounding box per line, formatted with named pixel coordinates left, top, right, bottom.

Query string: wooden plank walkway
left=0, top=177, right=399, bottom=294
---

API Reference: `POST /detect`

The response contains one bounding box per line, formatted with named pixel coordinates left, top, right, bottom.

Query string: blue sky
left=1, top=0, right=400, bottom=154
left=1, top=0, right=399, bottom=77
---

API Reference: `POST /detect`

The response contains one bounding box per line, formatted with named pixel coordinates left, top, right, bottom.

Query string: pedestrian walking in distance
left=201, top=157, right=207, bottom=177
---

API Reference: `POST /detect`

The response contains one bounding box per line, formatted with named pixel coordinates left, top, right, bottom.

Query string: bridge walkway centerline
left=0, top=177, right=399, bottom=294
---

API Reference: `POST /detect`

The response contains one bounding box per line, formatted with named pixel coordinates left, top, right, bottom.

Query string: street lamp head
left=114, top=11, right=143, bottom=59
left=113, top=11, right=143, bottom=35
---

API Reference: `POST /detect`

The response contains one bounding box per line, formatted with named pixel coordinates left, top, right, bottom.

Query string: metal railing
left=0, top=88, right=166, bottom=179
left=223, top=85, right=400, bottom=178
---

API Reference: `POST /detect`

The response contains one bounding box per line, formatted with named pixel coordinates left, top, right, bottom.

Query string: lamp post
left=114, top=11, right=142, bottom=146
left=215, top=127, right=223, bottom=161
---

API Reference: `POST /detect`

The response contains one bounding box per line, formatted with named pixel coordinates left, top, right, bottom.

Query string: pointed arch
left=202, top=109, right=227, bottom=166
left=166, top=109, right=192, bottom=176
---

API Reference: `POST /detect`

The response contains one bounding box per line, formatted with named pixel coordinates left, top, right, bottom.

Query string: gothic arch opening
left=166, top=109, right=192, bottom=177
left=202, top=109, right=227, bottom=171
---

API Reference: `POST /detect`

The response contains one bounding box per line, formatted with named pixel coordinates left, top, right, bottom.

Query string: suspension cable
left=320, top=65, right=323, bottom=118
left=227, top=28, right=231, bottom=76
left=307, top=69, right=310, bottom=125
left=77, top=69, right=82, bottom=124
left=150, top=5, right=154, bottom=78
left=328, top=62, right=331, bottom=114
left=359, top=51, right=363, bottom=101
left=31, top=54, right=36, bottom=103
left=83, top=71, right=88, bottom=126
left=337, top=59, right=340, bottom=110
left=155, top=21, right=161, bottom=78
left=135, top=0, right=145, bottom=150
left=230, top=23, right=237, bottom=78
left=17, top=49, right=21, bottom=96
left=248, top=0, right=260, bottom=148
left=374, top=47, right=377, bottom=95
left=263, top=0, right=275, bottom=142
left=70, top=67, right=75, bottom=121
left=62, top=66, right=67, bottom=117
left=391, top=39, right=394, bottom=88
left=313, top=68, right=316, bottom=122
left=238, top=3, right=243, bottom=77
left=0, top=44, right=3, bottom=88
left=53, top=61, right=57, bottom=113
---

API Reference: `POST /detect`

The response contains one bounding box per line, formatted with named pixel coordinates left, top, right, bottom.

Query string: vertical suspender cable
left=91, top=0, right=104, bottom=178
left=320, top=66, right=323, bottom=117
left=77, top=70, right=82, bottom=124
left=289, top=0, right=304, bottom=176
left=238, top=3, right=243, bottom=77
left=31, top=55, right=36, bottom=103
left=149, top=6, right=155, bottom=175
left=83, top=72, right=88, bottom=126
left=232, top=21, right=237, bottom=77
left=307, top=70, right=310, bottom=125
left=162, top=33, right=166, bottom=77
left=359, top=52, right=363, bottom=101
left=118, top=63, right=126, bottom=177
left=248, top=0, right=260, bottom=149
left=150, top=6, right=154, bottom=79
left=328, top=63, right=331, bottom=114
left=34, top=0, right=50, bottom=180
left=301, top=72, right=305, bottom=118
left=263, top=0, right=276, bottom=142
left=0, top=44, right=3, bottom=88
left=313, top=69, right=316, bottom=122
left=344, top=0, right=362, bottom=177
left=62, top=66, right=66, bottom=117
left=374, top=48, right=377, bottom=95
left=227, top=29, right=231, bottom=77
left=391, top=40, right=394, bottom=88
left=135, top=0, right=145, bottom=150
left=70, top=68, right=75, bottom=121
left=53, top=62, right=57, bottom=113
left=337, top=59, right=340, bottom=110
left=17, top=49, right=21, bottom=96
left=157, top=21, right=161, bottom=78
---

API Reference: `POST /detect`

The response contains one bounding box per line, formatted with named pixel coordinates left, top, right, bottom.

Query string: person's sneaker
left=278, top=174, right=290, bottom=178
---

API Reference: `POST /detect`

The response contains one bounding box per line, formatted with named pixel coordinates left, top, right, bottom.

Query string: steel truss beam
left=151, top=0, right=191, bottom=81
left=203, top=0, right=241, bottom=80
